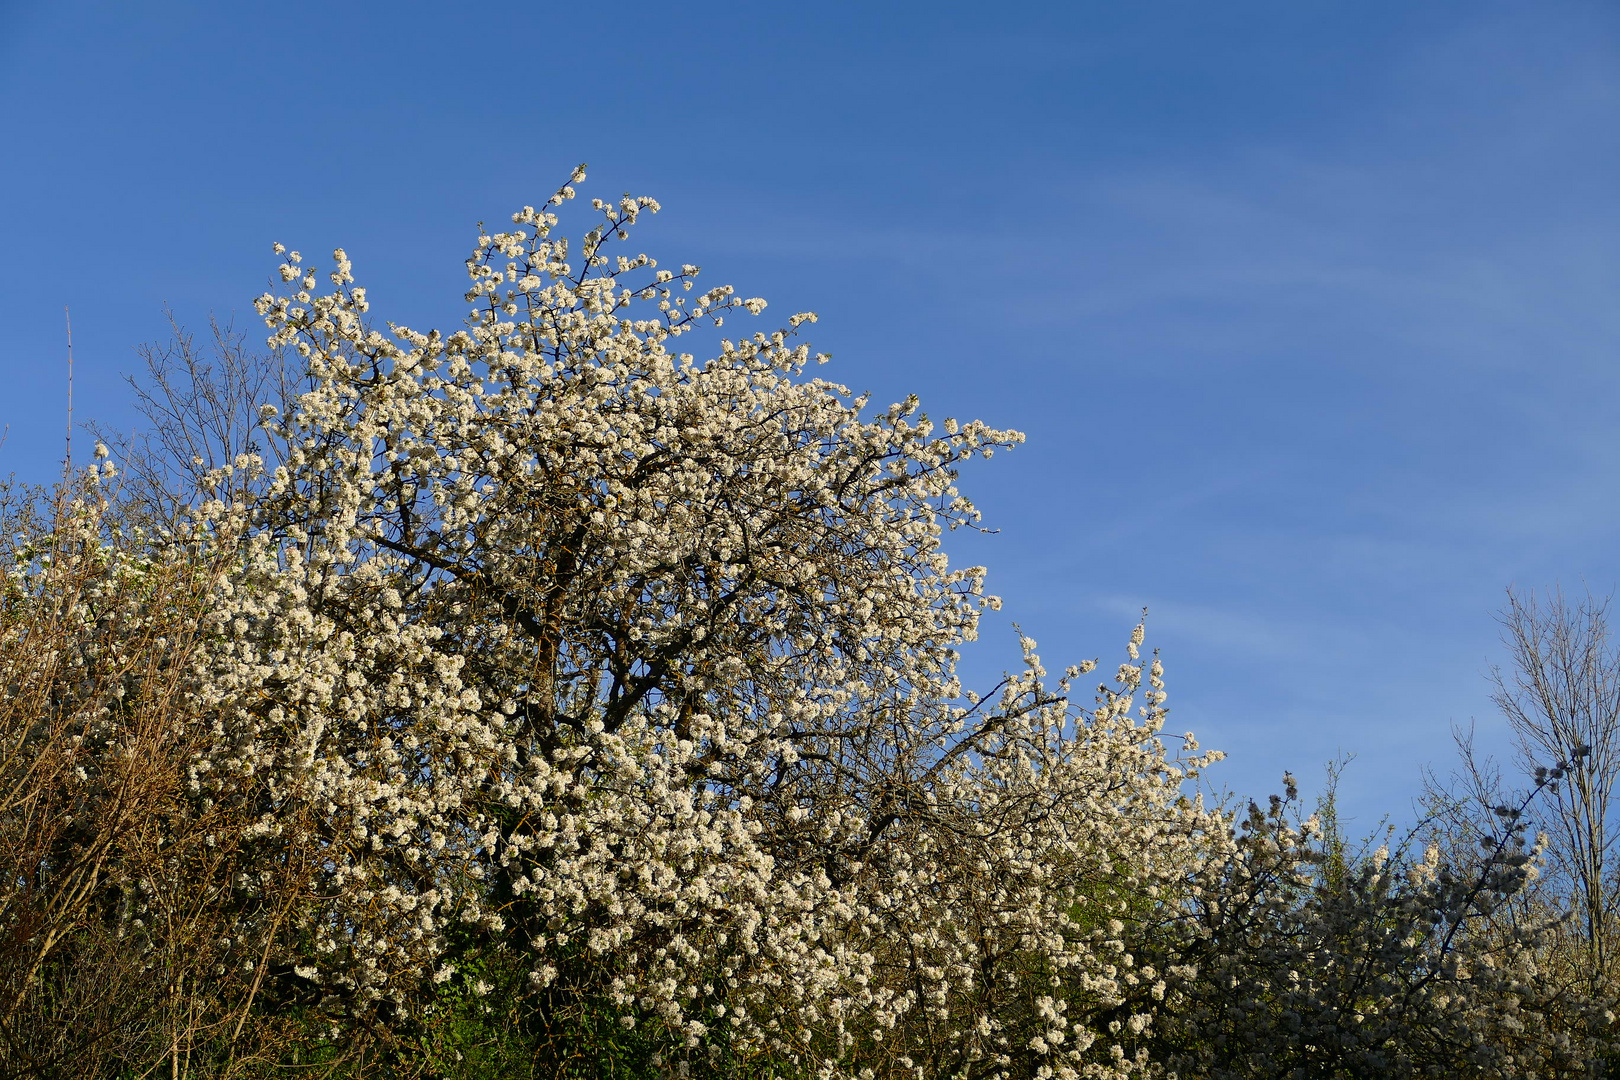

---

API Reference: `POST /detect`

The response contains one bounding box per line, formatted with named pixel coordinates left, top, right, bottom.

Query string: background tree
left=1492, top=587, right=1620, bottom=993
left=88, top=311, right=300, bottom=530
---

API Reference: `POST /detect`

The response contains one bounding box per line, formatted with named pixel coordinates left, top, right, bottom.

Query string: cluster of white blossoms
left=80, top=169, right=1592, bottom=1078
left=171, top=169, right=1225, bottom=1077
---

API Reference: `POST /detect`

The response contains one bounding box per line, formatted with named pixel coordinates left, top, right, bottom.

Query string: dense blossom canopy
left=210, top=169, right=1220, bottom=1076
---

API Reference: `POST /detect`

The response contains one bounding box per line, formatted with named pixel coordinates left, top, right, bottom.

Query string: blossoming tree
left=171, top=168, right=1227, bottom=1078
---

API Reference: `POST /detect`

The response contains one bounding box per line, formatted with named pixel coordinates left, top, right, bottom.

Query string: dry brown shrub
left=0, top=479, right=361, bottom=1079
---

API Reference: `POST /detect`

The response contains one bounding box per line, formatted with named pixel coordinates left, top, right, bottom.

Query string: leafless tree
left=1492, top=586, right=1620, bottom=992
left=89, top=312, right=299, bottom=526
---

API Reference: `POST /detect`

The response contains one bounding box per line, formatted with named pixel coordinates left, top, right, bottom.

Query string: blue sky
left=4, top=0, right=1619, bottom=828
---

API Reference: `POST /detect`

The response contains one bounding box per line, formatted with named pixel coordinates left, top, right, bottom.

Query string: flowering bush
left=1142, top=777, right=1609, bottom=1079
